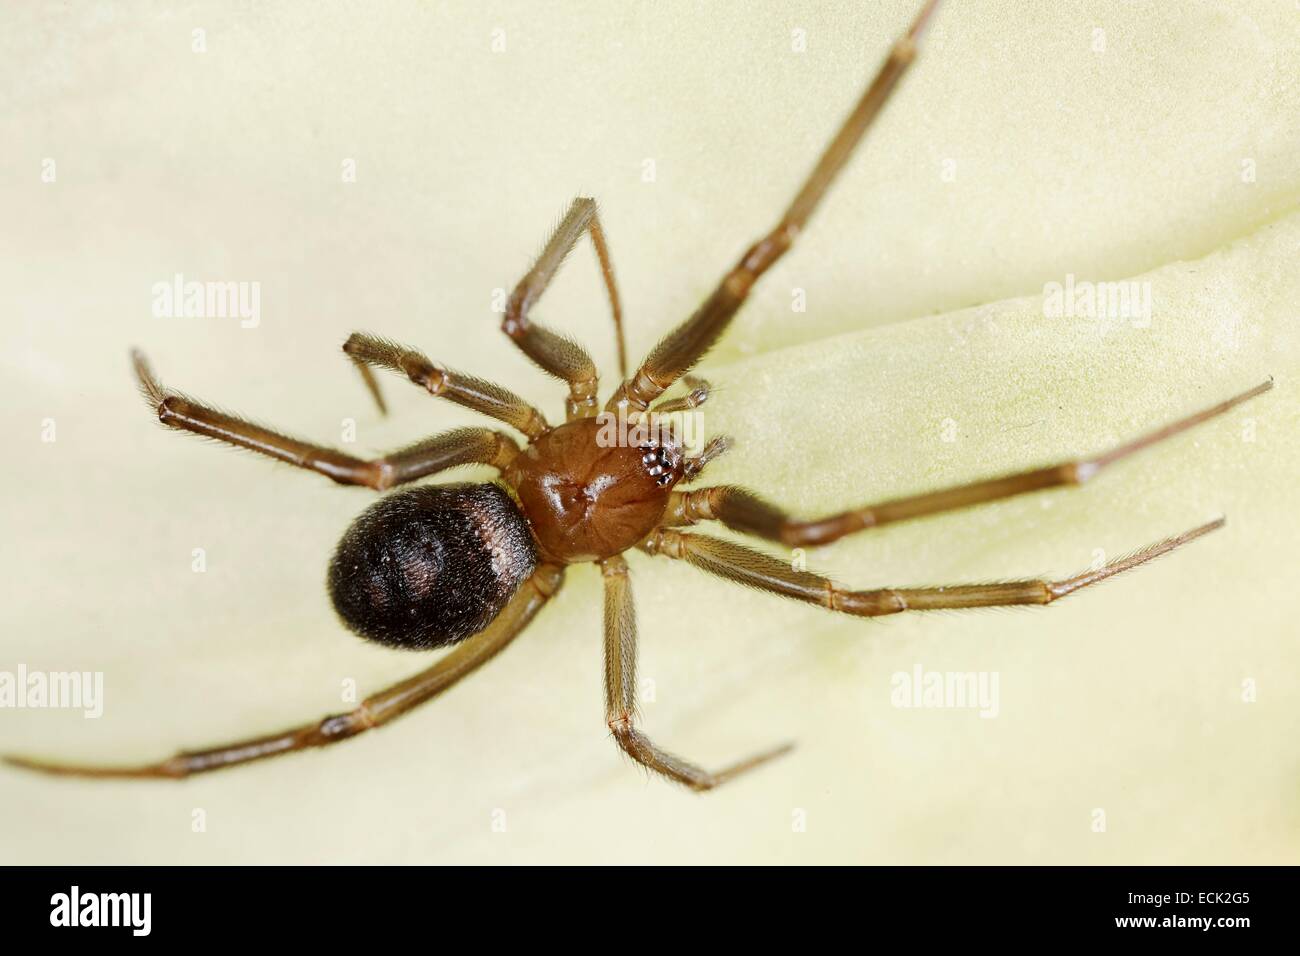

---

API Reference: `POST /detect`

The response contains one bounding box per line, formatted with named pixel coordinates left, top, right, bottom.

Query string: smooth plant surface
left=1, top=1, right=1296, bottom=863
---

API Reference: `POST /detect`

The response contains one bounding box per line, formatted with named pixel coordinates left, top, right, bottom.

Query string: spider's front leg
left=342, top=333, right=551, bottom=438
left=600, top=556, right=791, bottom=791
left=607, top=0, right=942, bottom=415
left=680, top=434, right=733, bottom=483
left=649, top=375, right=712, bottom=415
left=502, top=197, right=626, bottom=420
left=641, top=521, right=1223, bottom=617
left=664, top=379, right=1272, bottom=546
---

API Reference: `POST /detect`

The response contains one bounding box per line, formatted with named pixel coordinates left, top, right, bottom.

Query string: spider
left=6, top=0, right=1271, bottom=790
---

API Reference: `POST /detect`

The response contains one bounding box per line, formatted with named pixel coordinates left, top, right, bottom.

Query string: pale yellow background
left=1, top=1, right=1297, bottom=864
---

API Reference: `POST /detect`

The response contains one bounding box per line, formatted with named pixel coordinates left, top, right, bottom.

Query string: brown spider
left=6, top=0, right=1271, bottom=790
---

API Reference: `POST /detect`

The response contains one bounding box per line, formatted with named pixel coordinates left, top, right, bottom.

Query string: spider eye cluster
left=639, top=444, right=676, bottom=486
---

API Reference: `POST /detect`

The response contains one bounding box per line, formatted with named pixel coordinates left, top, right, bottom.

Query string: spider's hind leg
left=5, top=567, right=565, bottom=779
left=600, top=555, right=792, bottom=791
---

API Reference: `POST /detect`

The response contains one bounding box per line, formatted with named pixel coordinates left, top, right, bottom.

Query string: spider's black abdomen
left=328, top=483, right=537, bottom=650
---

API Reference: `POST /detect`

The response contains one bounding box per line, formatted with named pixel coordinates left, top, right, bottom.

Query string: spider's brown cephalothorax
left=505, top=417, right=684, bottom=564
left=327, top=483, right=537, bottom=649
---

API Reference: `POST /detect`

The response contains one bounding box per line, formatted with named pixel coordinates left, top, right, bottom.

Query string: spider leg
left=350, top=355, right=390, bottom=416
left=665, top=379, right=1272, bottom=546
left=607, top=0, right=942, bottom=415
left=342, top=333, right=550, bottom=438
left=504, top=197, right=626, bottom=420
left=131, top=351, right=520, bottom=489
left=641, top=521, right=1222, bottom=617
left=650, top=375, right=711, bottom=415
left=4, top=566, right=565, bottom=779
left=682, top=434, right=733, bottom=483
left=600, top=555, right=792, bottom=791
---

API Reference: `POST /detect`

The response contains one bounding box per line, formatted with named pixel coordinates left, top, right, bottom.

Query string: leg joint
left=607, top=714, right=643, bottom=757
left=600, top=555, right=630, bottom=578
left=315, top=708, right=374, bottom=745
left=641, top=528, right=687, bottom=560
